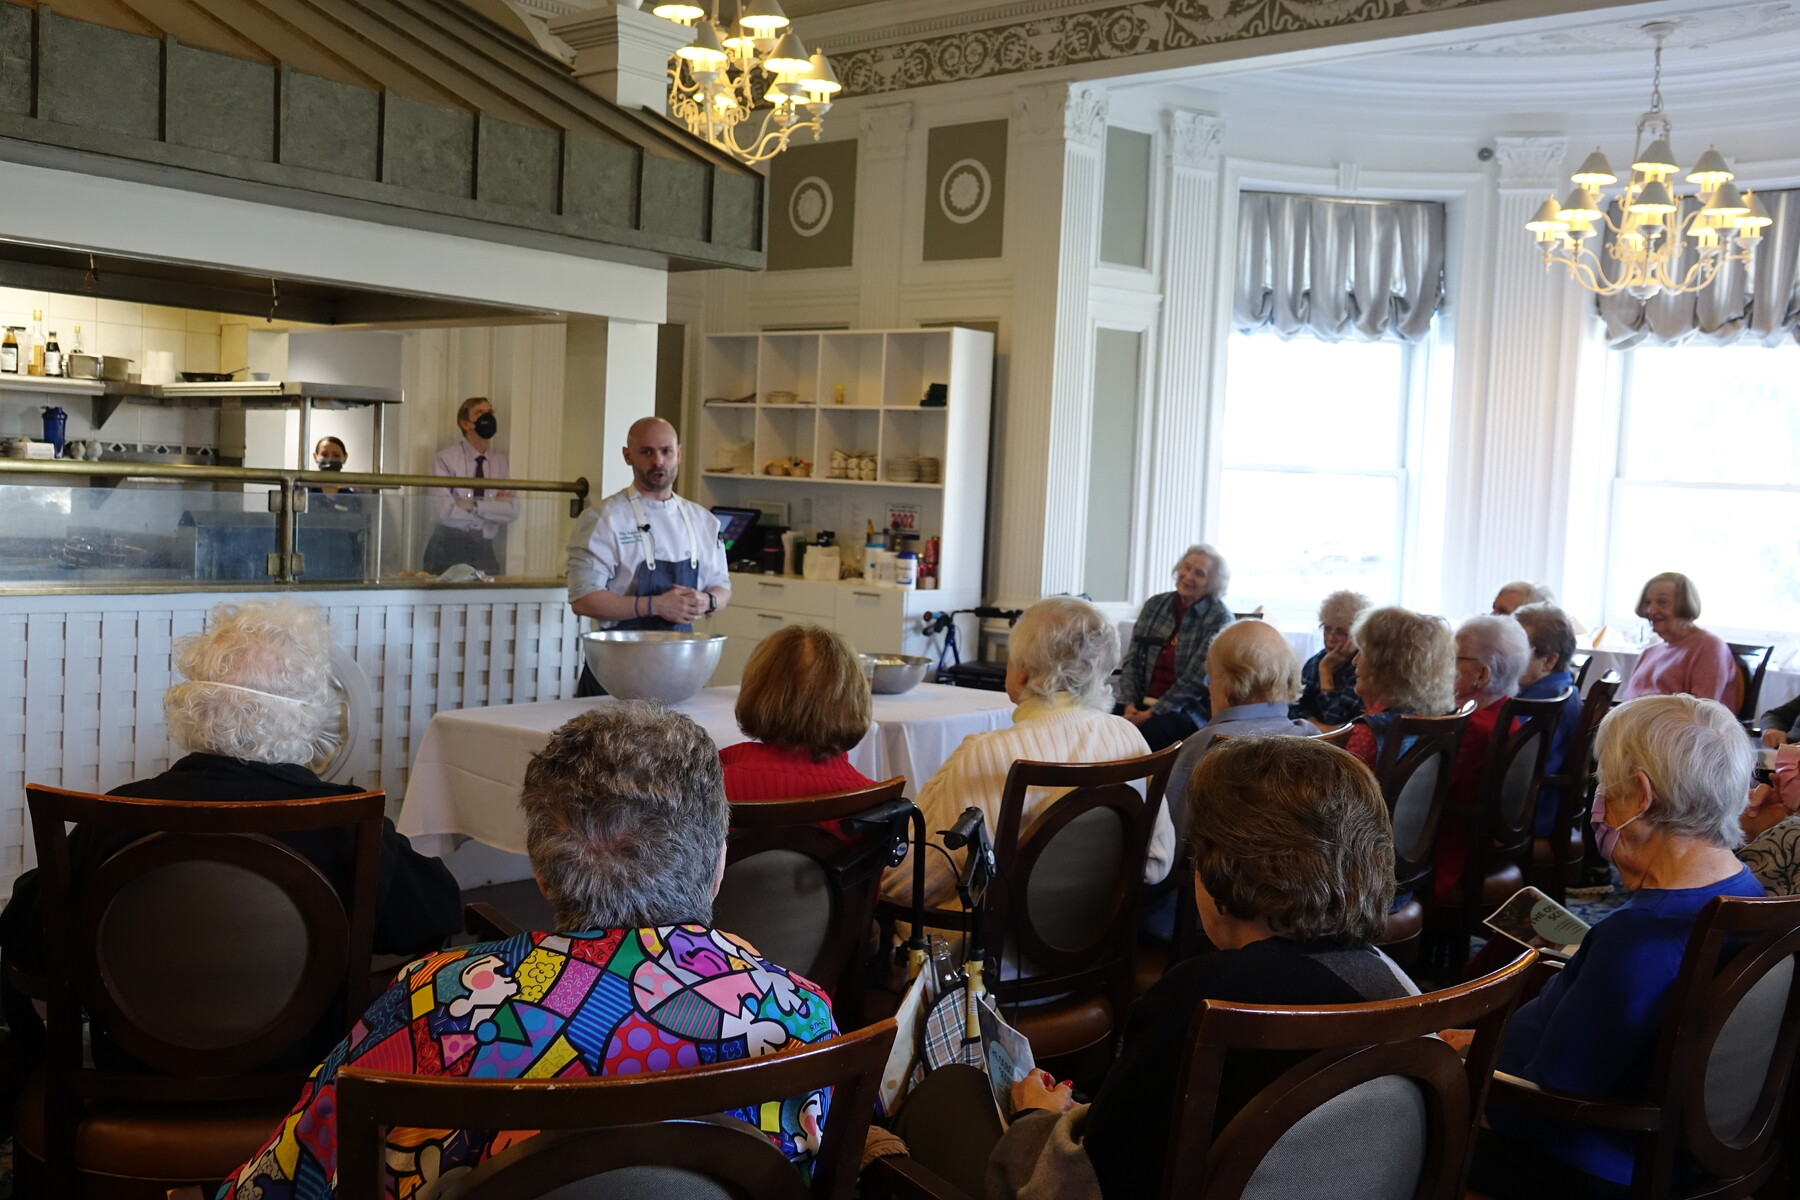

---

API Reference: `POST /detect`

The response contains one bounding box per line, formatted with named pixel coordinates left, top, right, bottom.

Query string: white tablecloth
left=1577, top=646, right=1800, bottom=717
left=398, top=683, right=1016, bottom=858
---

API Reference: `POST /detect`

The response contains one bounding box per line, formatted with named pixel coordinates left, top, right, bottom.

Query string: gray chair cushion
left=1025, top=807, right=1125, bottom=953
left=1703, top=954, right=1794, bottom=1141
left=712, top=850, right=832, bottom=979
left=98, top=860, right=310, bottom=1046
left=1242, top=1073, right=1427, bottom=1200
left=1392, top=759, right=1439, bottom=851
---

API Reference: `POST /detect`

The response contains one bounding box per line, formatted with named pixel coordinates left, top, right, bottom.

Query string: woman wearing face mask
left=1467, top=694, right=1762, bottom=1198
left=308, top=436, right=362, bottom=514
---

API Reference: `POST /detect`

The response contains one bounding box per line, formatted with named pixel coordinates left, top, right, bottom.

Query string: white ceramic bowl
left=582, top=631, right=726, bottom=703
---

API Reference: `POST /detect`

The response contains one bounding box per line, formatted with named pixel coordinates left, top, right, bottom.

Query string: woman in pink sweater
left=1618, top=572, right=1740, bottom=706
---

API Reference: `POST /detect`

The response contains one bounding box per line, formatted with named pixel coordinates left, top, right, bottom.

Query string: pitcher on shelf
left=566, top=416, right=731, bottom=696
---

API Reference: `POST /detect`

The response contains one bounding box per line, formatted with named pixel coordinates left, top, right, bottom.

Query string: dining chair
left=1369, top=709, right=1474, bottom=968
left=1484, top=894, right=1800, bottom=1200
left=336, top=1019, right=897, bottom=1200
left=14, top=784, right=384, bottom=1200
left=1526, top=671, right=1621, bottom=903
left=1727, top=643, right=1775, bottom=729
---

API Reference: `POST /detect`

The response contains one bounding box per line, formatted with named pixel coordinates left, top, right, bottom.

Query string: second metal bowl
left=858, top=653, right=932, bottom=695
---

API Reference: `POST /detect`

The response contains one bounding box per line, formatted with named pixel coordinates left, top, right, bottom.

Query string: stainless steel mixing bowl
left=581, top=631, right=727, bottom=703
left=858, top=653, right=933, bottom=695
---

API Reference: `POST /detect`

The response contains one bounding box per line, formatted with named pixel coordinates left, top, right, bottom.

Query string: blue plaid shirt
left=1119, top=593, right=1232, bottom=721
left=1292, top=648, right=1364, bottom=727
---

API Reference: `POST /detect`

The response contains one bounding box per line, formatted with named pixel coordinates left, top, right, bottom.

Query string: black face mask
left=472, top=413, right=498, bottom=439
left=317, top=459, right=344, bottom=472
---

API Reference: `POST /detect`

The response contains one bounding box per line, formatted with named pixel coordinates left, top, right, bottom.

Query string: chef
left=567, top=416, right=730, bottom=656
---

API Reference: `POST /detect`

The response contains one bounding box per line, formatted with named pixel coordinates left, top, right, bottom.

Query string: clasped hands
left=652, top=586, right=710, bottom=624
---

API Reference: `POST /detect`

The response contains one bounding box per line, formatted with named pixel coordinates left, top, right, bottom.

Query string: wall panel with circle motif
left=924, top=119, right=1008, bottom=262
left=768, top=140, right=859, bottom=271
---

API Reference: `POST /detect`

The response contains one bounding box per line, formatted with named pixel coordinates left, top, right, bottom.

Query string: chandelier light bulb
left=738, top=0, right=790, bottom=32
left=650, top=2, right=705, bottom=21
left=1526, top=195, right=1569, bottom=233
left=1631, top=138, right=1679, bottom=180
left=1556, top=186, right=1601, bottom=224
left=1737, top=190, right=1773, bottom=232
left=1571, top=149, right=1618, bottom=187
left=1700, top=181, right=1748, bottom=219
left=803, top=50, right=841, bottom=96
left=676, top=20, right=728, bottom=66
left=764, top=29, right=811, bottom=74
left=1629, top=179, right=1677, bottom=215
left=1685, top=147, right=1734, bottom=192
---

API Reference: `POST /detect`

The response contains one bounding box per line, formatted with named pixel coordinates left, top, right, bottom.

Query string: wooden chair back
left=1312, top=724, right=1355, bottom=749
left=715, top=779, right=909, bottom=1024
left=1490, top=895, right=1800, bottom=1199
left=25, top=784, right=384, bottom=1195
left=1463, top=689, right=1572, bottom=870
left=1728, top=642, right=1774, bottom=725
left=1570, top=651, right=1594, bottom=692
left=1368, top=709, right=1472, bottom=899
left=336, top=1019, right=898, bottom=1200
left=988, top=745, right=1180, bottom=1019
left=1167, top=952, right=1536, bottom=1200
left=1537, top=671, right=1621, bottom=902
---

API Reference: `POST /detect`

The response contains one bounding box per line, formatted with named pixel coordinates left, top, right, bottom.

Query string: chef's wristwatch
left=707, top=592, right=718, bottom=614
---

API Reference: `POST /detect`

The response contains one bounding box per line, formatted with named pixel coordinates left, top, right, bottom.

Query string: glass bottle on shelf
left=69, top=325, right=83, bottom=358
left=27, top=309, right=44, bottom=376
left=834, top=383, right=845, bottom=405
left=44, top=331, right=62, bottom=378
left=1, top=327, right=17, bottom=374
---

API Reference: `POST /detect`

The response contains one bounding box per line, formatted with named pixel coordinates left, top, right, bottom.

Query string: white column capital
left=1013, top=83, right=1108, bottom=148
left=551, top=3, right=692, bottom=113
left=1494, top=136, right=1569, bottom=189
left=858, top=103, right=914, bottom=161
left=1165, top=110, right=1223, bottom=170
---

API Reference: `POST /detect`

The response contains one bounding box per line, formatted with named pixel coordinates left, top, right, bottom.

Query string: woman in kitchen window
left=308, top=436, right=362, bottom=515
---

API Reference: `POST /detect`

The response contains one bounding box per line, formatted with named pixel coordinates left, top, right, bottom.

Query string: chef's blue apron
left=574, top=498, right=701, bottom=696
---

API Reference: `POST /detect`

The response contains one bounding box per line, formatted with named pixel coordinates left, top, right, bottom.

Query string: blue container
left=41, top=407, right=67, bottom=456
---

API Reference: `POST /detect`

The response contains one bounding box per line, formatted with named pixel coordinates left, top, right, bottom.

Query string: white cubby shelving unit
left=693, top=326, right=993, bottom=685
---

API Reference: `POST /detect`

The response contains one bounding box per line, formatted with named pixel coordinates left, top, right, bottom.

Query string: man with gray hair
left=227, top=702, right=842, bottom=1198
left=1165, top=621, right=1316, bottom=825
left=1513, top=602, right=1584, bottom=837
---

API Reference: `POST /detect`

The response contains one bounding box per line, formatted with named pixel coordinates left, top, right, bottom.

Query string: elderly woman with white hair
left=1293, top=589, right=1371, bottom=727
left=883, top=596, right=1175, bottom=910
left=1491, top=579, right=1555, bottom=616
left=0, top=599, right=461, bottom=1064
left=1470, top=695, right=1762, bottom=1198
left=1117, top=543, right=1235, bottom=751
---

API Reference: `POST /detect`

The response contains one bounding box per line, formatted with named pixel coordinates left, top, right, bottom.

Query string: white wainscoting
left=0, top=586, right=580, bottom=901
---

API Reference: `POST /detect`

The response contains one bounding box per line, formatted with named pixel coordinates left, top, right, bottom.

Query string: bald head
left=1207, top=620, right=1302, bottom=708
left=623, top=417, right=682, bottom=498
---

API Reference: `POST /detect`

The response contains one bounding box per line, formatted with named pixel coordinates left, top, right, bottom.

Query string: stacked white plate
left=886, top=456, right=921, bottom=482
left=917, top=457, right=940, bottom=483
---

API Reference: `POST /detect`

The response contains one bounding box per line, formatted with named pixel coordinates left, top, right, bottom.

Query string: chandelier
left=647, top=0, right=839, bottom=166
left=1524, top=22, right=1771, bottom=299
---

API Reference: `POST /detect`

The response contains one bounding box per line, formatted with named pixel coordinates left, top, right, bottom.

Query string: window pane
left=1607, top=481, right=1800, bottom=636
left=1217, top=469, right=1399, bottom=614
left=1620, top=344, right=1800, bottom=485
left=1223, top=333, right=1405, bottom=470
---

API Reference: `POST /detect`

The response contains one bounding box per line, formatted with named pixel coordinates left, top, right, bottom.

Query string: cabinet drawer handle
left=758, top=582, right=784, bottom=591
left=756, top=612, right=784, bottom=621
left=851, top=590, right=880, bottom=599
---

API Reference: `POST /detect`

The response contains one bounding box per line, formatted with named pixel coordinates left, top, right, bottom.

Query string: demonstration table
left=399, top=682, right=1016, bottom=858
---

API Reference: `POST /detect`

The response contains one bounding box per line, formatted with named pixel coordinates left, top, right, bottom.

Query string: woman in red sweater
left=721, top=624, right=877, bottom=801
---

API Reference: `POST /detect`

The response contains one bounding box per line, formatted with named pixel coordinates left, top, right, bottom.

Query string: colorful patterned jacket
left=224, top=925, right=839, bottom=1200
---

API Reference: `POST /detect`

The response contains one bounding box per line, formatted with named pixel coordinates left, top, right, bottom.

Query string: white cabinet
left=693, top=327, right=993, bottom=685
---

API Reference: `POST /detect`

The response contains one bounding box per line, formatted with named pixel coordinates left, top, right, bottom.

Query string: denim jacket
left=1119, top=592, right=1232, bottom=721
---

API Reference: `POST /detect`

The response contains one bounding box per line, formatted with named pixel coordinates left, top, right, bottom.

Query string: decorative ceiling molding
left=1494, top=136, right=1568, bottom=187
left=826, top=0, right=1518, bottom=98
left=1165, top=109, right=1222, bottom=170
left=1440, top=3, right=1800, bottom=53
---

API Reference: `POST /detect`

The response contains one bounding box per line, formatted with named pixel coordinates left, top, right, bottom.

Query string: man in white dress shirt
left=425, top=396, right=519, bottom=575
left=566, top=418, right=731, bottom=691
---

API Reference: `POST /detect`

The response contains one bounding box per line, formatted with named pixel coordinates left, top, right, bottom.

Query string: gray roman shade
left=1598, top=188, right=1800, bottom=348
left=1234, top=192, right=1445, bottom=343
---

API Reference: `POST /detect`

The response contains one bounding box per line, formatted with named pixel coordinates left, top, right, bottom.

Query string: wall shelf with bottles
left=693, top=327, right=993, bottom=685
